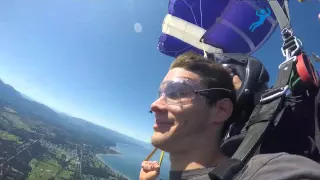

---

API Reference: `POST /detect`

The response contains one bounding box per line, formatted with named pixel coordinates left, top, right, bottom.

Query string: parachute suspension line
left=201, top=38, right=208, bottom=59
left=199, top=0, right=203, bottom=27
left=144, top=147, right=158, bottom=161
left=159, top=151, right=165, bottom=166
left=144, top=147, right=165, bottom=167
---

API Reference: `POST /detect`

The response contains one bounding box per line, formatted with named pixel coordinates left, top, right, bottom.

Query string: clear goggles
left=158, top=78, right=232, bottom=105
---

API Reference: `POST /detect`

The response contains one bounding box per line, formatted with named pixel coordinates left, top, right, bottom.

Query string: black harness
left=208, top=0, right=320, bottom=179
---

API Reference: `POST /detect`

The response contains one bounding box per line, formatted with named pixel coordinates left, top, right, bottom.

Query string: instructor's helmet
left=208, top=53, right=270, bottom=156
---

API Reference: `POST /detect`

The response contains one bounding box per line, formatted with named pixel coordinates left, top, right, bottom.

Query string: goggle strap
left=195, top=88, right=232, bottom=93
left=196, top=88, right=232, bottom=101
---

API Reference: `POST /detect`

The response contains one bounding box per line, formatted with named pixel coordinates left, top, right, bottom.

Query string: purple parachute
left=157, top=0, right=284, bottom=57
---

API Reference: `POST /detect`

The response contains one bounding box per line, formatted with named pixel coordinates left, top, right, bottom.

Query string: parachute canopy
left=158, top=0, right=284, bottom=57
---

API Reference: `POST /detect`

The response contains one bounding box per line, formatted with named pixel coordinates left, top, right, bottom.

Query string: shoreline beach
left=107, top=146, right=122, bottom=155
left=96, top=154, right=131, bottom=180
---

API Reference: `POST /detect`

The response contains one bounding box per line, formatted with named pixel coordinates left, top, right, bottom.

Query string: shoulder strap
left=230, top=0, right=300, bottom=163
left=208, top=1, right=311, bottom=179
left=208, top=159, right=244, bottom=180
left=209, top=42, right=297, bottom=180
left=269, top=0, right=291, bottom=31
left=314, top=89, right=320, bottom=154
left=232, top=59, right=294, bottom=162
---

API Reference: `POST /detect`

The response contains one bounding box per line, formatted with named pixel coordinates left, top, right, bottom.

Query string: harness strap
left=269, top=0, right=291, bottom=31
left=284, top=0, right=290, bottom=21
left=209, top=58, right=295, bottom=180
left=232, top=59, right=294, bottom=162
left=208, top=1, right=298, bottom=179
left=229, top=0, right=296, bottom=163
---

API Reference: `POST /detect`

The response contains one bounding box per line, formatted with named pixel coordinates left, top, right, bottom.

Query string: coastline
left=95, top=153, right=131, bottom=180
left=106, top=146, right=122, bottom=155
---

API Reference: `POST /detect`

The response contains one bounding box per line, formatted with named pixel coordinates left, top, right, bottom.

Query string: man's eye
left=168, top=92, right=190, bottom=99
left=167, top=92, right=180, bottom=99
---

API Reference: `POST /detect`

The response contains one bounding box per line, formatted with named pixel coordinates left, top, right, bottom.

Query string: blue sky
left=0, top=0, right=319, bottom=142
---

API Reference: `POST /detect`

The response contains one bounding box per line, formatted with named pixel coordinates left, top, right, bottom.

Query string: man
left=140, top=51, right=320, bottom=180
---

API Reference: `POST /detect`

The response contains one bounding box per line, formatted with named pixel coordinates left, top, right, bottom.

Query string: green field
left=1, top=111, right=30, bottom=130
left=56, top=170, right=74, bottom=180
left=0, top=131, right=22, bottom=144
left=27, top=158, right=62, bottom=180
left=27, top=152, right=77, bottom=180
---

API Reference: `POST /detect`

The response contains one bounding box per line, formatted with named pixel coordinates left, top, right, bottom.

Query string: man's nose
left=150, top=96, right=167, bottom=113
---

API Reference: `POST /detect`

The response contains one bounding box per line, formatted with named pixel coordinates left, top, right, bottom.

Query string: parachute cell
left=158, top=0, right=284, bottom=57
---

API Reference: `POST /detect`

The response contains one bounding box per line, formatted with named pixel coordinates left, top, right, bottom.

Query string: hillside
left=0, top=79, right=143, bottom=179
left=0, top=79, right=141, bottom=147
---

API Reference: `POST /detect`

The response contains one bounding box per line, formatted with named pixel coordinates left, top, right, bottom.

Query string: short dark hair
left=170, top=51, right=237, bottom=138
left=170, top=51, right=236, bottom=106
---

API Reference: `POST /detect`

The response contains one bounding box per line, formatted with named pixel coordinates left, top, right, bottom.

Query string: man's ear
left=210, top=98, right=233, bottom=124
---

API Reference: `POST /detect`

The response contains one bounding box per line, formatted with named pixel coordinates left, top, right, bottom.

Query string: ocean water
left=97, top=143, right=170, bottom=180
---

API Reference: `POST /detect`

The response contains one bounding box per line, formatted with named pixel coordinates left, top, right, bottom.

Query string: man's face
left=150, top=68, right=232, bottom=153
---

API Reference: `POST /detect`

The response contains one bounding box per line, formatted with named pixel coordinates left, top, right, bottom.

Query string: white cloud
left=134, top=22, right=143, bottom=33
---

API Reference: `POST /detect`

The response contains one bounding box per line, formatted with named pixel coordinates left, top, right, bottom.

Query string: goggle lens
left=158, top=79, right=199, bottom=105
left=157, top=78, right=232, bottom=105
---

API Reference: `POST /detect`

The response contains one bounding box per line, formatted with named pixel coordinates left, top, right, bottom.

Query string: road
left=0, top=139, right=39, bottom=166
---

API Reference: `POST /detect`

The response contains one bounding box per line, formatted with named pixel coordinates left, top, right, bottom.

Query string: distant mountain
left=0, top=79, right=143, bottom=147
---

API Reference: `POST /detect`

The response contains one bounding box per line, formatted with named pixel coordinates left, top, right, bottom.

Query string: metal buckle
left=260, top=85, right=290, bottom=104
left=223, top=123, right=236, bottom=141
left=281, top=28, right=301, bottom=60
left=278, top=56, right=297, bottom=70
